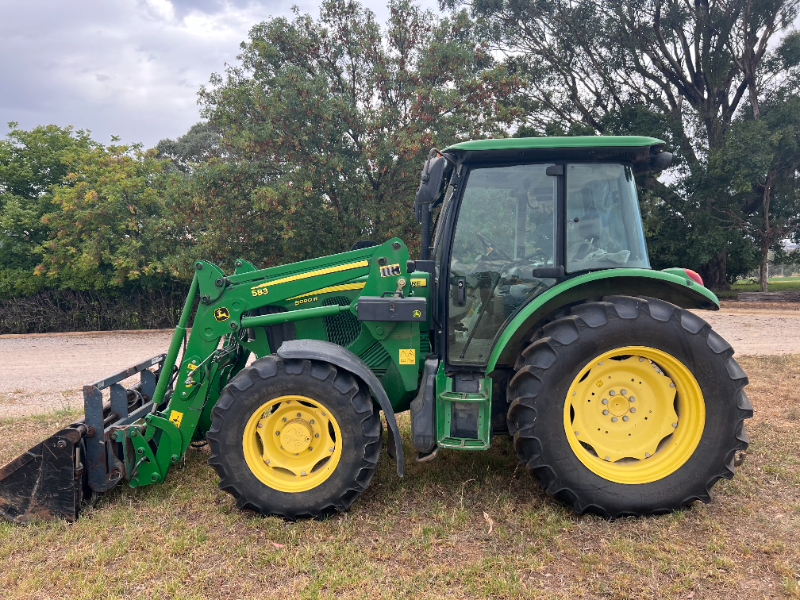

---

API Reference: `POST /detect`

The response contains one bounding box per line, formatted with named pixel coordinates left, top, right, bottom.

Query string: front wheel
left=207, top=356, right=381, bottom=519
left=507, top=296, right=752, bottom=518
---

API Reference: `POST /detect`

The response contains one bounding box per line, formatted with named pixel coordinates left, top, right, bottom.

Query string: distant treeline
left=1, top=0, right=799, bottom=333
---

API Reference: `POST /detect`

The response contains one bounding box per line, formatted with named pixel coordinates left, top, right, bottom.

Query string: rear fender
left=487, top=270, right=719, bottom=373
left=277, top=339, right=404, bottom=476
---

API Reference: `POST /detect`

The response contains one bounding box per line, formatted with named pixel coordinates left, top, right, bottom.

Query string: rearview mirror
left=650, top=151, right=673, bottom=172
left=414, top=156, right=446, bottom=224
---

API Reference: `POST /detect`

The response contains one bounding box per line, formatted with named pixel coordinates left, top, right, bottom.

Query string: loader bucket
left=0, top=354, right=167, bottom=524
left=0, top=425, right=87, bottom=523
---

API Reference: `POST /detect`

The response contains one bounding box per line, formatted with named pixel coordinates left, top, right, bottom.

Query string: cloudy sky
left=0, top=0, right=441, bottom=149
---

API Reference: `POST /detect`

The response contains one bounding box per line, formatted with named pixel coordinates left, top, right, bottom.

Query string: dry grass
left=0, top=355, right=799, bottom=600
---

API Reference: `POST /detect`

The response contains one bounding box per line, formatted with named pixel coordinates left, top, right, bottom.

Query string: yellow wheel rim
left=563, top=346, right=705, bottom=485
left=243, top=395, right=342, bottom=493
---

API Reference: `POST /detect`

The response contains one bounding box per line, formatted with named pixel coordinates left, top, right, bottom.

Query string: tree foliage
left=0, top=123, right=96, bottom=296
left=36, top=143, right=171, bottom=290
left=458, top=0, right=800, bottom=287
left=173, top=0, right=516, bottom=269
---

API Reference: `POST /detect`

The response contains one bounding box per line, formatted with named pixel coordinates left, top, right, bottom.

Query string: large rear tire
left=507, top=296, right=752, bottom=518
left=207, top=356, right=381, bottom=519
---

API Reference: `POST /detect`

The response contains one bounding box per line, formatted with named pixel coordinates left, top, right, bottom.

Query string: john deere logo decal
left=214, top=307, right=230, bottom=322
left=412, top=309, right=422, bottom=318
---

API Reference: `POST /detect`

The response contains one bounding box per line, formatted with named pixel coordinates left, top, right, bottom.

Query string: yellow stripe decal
left=251, top=260, right=369, bottom=290
left=287, top=282, right=366, bottom=301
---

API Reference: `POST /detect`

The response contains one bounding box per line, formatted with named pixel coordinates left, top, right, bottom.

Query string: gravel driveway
left=1, top=308, right=799, bottom=417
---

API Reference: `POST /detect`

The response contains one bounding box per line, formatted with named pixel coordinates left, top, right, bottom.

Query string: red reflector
left=683, top=269, right=703, bottom=286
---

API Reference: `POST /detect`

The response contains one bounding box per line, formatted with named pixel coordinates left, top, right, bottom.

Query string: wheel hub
left=564, top=346, right=705, bottom=484
left=607, top=394, right=630, bottom=417
left=243, top=396, right=342, bottom=493
left=279, top=420, right=313, bottom=454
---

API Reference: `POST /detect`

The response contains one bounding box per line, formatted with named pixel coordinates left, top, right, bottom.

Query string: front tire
left=207, top=356, right=381, bottom=519
left=507, top=296, right=752, bottom=518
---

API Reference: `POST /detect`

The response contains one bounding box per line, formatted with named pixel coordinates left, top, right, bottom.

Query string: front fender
left=277, top=339, right=404, bottom=477
left=486, top=269, right=719, bottom=373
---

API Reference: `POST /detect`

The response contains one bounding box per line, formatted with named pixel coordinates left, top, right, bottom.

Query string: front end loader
left=1, top=136, right=751, bottom=522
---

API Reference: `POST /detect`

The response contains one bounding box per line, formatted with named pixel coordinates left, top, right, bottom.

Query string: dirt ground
left=0, top=307, right=799, bottom=417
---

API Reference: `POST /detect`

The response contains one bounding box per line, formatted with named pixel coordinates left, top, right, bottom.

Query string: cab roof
left=442, top=136, right=666, bottom=173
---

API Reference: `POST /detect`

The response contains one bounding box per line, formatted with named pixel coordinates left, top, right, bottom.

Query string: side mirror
left=414, top=156, right=446, bottom=224
left=650, top=151, right=673, bottom=172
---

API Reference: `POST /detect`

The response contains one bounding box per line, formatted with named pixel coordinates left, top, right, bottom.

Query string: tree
left=458, top=0, right=800, bottom=286
left=711, top=82, right=800, bottom=291
left=177, top=0, right=516, bottom=270
left=156, top=121, right=223, bottom=173
left=36, top=143, right=171, bottom=290
left=0, top=123, right=96, bottom=296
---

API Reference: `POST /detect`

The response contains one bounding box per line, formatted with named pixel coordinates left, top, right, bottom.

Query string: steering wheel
left=523, top=250, right=548, bottom=264
left=476, top=232, right=512, bottom=261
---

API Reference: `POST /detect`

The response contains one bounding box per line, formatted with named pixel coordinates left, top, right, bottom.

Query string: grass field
left=732, top=278, right=800, bottom=292
left=1, top=355, right=799, bottom=599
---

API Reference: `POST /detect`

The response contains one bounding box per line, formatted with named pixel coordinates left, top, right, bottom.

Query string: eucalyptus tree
left=457, top=0, right=800, bottom=287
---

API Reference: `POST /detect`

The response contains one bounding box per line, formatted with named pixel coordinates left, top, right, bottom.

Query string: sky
left=0, top=0, right=441, bottom=149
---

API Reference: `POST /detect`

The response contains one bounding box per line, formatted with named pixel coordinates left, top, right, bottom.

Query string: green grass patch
left=1, top=356, right=799, bottom=599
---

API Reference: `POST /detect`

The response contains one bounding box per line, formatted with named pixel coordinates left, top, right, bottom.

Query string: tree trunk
left=759, top=243, right=769, bottom=292
left=698, top=248, right=730, bottom=291
left=759, top=176, right=773, bottom=293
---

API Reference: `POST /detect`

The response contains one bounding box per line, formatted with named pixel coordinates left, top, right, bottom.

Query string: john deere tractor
left=0, top=136, right=751, bottom=522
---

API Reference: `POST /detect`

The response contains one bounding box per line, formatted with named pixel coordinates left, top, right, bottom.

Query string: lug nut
left=315, top=433, right=319, bottom=438
left=257, top=423, right=263, bottom=428
left=276, top=431, right=280, bottom=435
left=282, top=417, right=287, bottom=422
left=301, top=471, right=306, bottom=476
left=265, top=459, right=270, bottom=465
left=609, top=390, right=616, bottom=396
left=603, top=409, right=609, bottom=415
left=645, top=453, right=651, bottom=458
left=604, top=456, right=610, bottom=461
left=297, top=413, right=301, bottom=417
left=629, top=396, right=635, bottom=402
left=672, top=423, right=678, bottom=427
left=621, top=389, right=627, bottom=395
left=611, top=416, right=618, bottom=422
left=670, top=383, right=676, bottom=388
left=630, top=407, right=636, bottom=413
left=602, top=398, right=608, bottom=405
left=310, top=419, right=315, bottom=424
left=622, top=416, right=628, bottom=421
left=329, top=447, right=334, bottom=452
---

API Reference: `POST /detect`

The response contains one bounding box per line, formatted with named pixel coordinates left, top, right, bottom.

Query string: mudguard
left=277, top=339, right=404, bottom=476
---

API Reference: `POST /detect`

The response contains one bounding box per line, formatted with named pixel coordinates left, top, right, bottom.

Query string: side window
left=566, top=164, right=650, bottom=272
left=447, top=164, right=557, bottom=365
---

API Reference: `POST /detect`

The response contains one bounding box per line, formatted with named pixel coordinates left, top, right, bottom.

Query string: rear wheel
left=207, top=356, right=381, bottom=519
left=507, top=296, right=752, bottom=518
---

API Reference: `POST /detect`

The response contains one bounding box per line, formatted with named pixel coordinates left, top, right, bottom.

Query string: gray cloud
left=0, top=0, right=443, bottom=148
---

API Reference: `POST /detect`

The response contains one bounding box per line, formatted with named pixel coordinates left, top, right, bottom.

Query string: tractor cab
left=414, top=137, right=672, bottom=366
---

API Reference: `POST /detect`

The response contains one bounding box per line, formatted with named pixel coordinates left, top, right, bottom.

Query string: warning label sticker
left=169, top=410, right=184, bottom=428
left=399, top=349, right=416, bottom=365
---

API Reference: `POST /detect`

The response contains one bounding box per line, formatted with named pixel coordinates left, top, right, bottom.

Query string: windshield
left=565, top=164, right=649, bottom=272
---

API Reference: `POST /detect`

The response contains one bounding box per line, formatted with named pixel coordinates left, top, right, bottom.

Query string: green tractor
left=0, top=136, right=751, bottom=522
